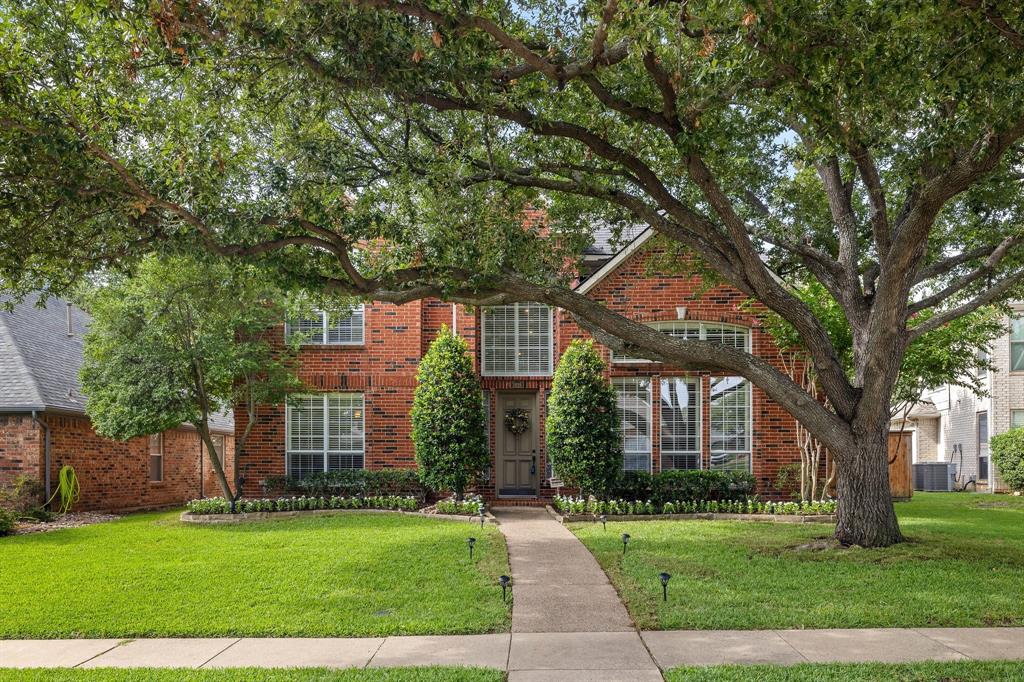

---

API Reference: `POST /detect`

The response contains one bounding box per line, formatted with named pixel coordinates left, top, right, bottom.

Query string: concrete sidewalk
left=2, top=628, right=1022, bottom=678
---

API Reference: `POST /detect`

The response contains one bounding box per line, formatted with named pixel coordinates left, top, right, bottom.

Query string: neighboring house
left=892, top=307, right=1024, bottom=492
left=236, top=226, right=803, bottom=502
left=0, top=293, right=234, bottom=511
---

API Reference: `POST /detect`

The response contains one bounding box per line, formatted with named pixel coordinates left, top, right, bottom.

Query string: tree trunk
left=199, top=426, right=234, bottom=502
left=834, top=430, right=903, bottom=546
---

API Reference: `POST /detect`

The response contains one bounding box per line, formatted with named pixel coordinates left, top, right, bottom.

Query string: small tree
left=990, top=429, right=1024, bottom=493
left=411, top=326, right=488, bottom=500
left=546, top=340, right=621, bottom=497
left=81, top=256, right=301, bottom=504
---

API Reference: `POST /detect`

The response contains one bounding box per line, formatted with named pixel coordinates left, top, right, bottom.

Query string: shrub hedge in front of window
left=609, top=469, right=757, bottom=505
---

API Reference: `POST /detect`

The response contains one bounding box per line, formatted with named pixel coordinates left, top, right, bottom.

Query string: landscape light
left=599, top=514, right=607, bottom=531
left=499, top=575, right=511, bottom=601
left=621, top=533, right=631, bottom=554
left=467, top=537, right=477, bottom=560
left=659, top=572, right=671, bottom=602
left=479, top=509, right=486, bottom=528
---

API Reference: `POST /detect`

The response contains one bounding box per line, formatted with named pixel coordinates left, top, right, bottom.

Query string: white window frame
left=206, top=433, right=227, bottom=469
left=614, top=378, right=653, bottom=473
left=1011, top=316, right=1024, bottom=372
left=977, top=410, right=989, bottom=481
left=148, top=433, right=164, bottom=483
left=660, top=377, right=702, bottom=470
left=481, top=302, right=554, bottom=376
left=285, top=305, right=365, bottom=346
left=285, top=393, right=366, bottom=478
left=1011, top=409, right=1024, bottom=430
left=709, top=376, right=753, bottom=472
left=612, top=321, right=751, bottom=363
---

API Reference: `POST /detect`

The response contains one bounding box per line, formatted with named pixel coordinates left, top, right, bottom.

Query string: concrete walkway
left=2, top=629, right=1022, bottom=676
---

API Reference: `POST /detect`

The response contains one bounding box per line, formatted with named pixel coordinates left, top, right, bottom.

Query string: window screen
left=148, top=433, right=163, bottom=482
left=660, top=378, right=700, bottom=470
left=615, top=378, right=652, bottom=472
left=287, top=394, right=364, bottom=477
left=482, top=303, right=552, bottom=375
left=709, top=377, right=751, bottom=471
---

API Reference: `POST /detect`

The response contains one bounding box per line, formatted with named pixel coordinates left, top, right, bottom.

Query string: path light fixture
left=599, top=514, right=607, bottom=531
left=621, top=533, right=631, bottom=554
left=659, top=572, right=671, bottom=602
left=467, top=537, right=477, bottom=560
left=499, top=575, right=511, bottom=601
left=479, top=508, right=486, bottom=528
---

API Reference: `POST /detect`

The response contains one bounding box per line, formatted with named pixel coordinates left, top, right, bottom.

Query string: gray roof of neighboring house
left=0, top=292, right=233, bottom=433
left=584, top=222, right=649, bottom=257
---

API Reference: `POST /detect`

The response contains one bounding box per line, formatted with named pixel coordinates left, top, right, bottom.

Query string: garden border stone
left=180, top=508, right=499, bottom=525
left=545, top=505, right=835, bottom=525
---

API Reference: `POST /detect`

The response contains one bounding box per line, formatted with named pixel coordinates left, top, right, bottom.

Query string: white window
left=976, top=348, right=989, bottom=380
left=482, top=303, right=553, bottom=376
left=1012, top=409, right=1024, bottom=429
left=1012, top=317, right=1024, bottom=371
left=660, top=378, right=701, bottom=470
left=286, top=306, right=365, bottom=345
left=615, top=378, right=652, bottom=472
left=207, top=434, right=226, bottom=469
left=148, top=433, right=163, bottom=482
left=286, top=393, right=365, bottom=478
left=709, top=377, right=752, bottom=471
left=612, top=321, right=750, bottom=363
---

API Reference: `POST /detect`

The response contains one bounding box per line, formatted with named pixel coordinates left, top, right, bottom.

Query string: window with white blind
left=286, top=394, right=365, bottom=478
left=709, top=377, right=752, bottom=471
left=660, top=377, right=701, bottom=470
left=148, top=433, right=163, bottom=482
left=286, top=306, right=365, bottom=345
left=482, top=303, right=553, bottom=376
left=1012, top=317, right=1024, bottom=371
left=612, top=321, right=750, bottom=363
left=615, top=378, right=652, bottom=472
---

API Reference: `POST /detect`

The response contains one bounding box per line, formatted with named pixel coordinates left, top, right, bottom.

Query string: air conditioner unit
left=913, top=462, right=958, bottom=492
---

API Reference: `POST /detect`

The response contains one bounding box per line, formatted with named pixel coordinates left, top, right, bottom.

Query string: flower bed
left=186, top=495, right=419, bottom=515
left=553, top=495, right=837, bottom=517
left=434, top=494, right=484, bottom=515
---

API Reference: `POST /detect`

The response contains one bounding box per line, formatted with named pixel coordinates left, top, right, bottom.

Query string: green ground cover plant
left=665, top=661, right=1024, bottom=682
left=572, top=493, right=1024, bottom=630
left=0, top=669, right=503, bottom=682
left=0, top=511, right=509, bottom=638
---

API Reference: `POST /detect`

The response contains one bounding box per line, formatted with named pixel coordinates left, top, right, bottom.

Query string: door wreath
left=504, top=408, right=530, bottom=435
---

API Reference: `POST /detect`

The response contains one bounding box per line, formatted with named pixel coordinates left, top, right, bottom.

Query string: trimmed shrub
left=261, top=470, right=426, bottom=500
left=552, top=495, right=836, bottom=516
left=546, top=339, right=621, bottom=496
left=411, top=327, right=489, bottom=499
left=990, top=427, right=1024, bottom=492
left=607, top=469, right=757, bottom=505
left=186, top=495, right=418, bottom=515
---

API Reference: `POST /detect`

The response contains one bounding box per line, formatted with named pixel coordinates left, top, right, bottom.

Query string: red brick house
left=0, top=293, right=235, bottom=512
left=236, top=227, right=801, bottom=502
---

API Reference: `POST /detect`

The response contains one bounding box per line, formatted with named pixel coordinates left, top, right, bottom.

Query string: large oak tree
left=2, top=1, right=1024, bottom=545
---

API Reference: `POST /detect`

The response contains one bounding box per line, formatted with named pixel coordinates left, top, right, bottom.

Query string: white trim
left=659, top=376, right=702, bottom=470
left=708, top=376, right=753, bottom=473
left=285, top=306, right=365, bottom=346
left=285, top=393, right=365, bottom=476
left=575, top=228, right=655, bottom=293
left=611, top=321, right=752, bottom=363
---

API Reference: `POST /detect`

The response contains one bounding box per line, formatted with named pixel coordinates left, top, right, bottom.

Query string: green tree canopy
left=546, top=339, right=621, bottom=497
left=81, top=256, right=301, bottom=501
left=411, top=326, right=489, bottom=499
left=4, top=1, right=1024, bottom=546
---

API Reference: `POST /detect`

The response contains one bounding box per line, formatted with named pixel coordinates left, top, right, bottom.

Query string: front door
left=496, top=392, right=539, bottom=496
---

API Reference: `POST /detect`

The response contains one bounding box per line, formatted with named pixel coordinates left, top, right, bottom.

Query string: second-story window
left=287, top=306, right=365, bottom=346
left=482, top=303, right=553, bottom=376
left=1012, top=317, right=1024, bottom=371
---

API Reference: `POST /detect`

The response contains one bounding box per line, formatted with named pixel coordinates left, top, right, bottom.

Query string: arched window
left=611, top=321, right=751, bottom=363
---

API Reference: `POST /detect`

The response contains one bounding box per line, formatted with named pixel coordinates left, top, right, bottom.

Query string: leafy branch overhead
left=3, top=0, right=1024, bottom=547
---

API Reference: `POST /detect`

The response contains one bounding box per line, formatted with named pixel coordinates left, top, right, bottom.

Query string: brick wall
left=0, top=414, right=42, bottom=486
left=239, top=241, right=804, bottom=501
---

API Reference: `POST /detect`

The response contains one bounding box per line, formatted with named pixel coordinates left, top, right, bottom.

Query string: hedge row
left=260, top=470, right=426, bottom=500
left=553, top=495, right=837, bottom=516
left=605, top=470, right=757, bottom=505
left=186, top=495, right=419, bottom=515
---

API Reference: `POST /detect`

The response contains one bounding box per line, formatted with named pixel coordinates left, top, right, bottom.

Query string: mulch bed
left=12, top=512, right=120, bottom=535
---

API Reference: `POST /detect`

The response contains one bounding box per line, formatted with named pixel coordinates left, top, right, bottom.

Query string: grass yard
left=0, top=511, right=510, bottom=638
left=0, top=669, right=503, bottom=682
left=665, top=661, right=1024, bottom=681
left=571, top=492, right=1024, bottom=630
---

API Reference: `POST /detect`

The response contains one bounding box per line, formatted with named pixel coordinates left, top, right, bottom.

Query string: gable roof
left=0, top=292, right=233, bottom=433
left=576, top=227, right=655, bottom=293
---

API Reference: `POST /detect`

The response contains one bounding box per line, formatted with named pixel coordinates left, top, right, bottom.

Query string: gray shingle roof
left=0, top=292, right=233, bottom=433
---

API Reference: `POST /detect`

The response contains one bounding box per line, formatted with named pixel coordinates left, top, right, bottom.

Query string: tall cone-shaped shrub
left=411, top=326, right=488, bottom=500
left=546, top=339, right=621, bottom=496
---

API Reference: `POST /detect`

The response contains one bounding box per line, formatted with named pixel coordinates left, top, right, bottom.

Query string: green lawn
left=0, top=511, right=510, bottom=638
left=0, top=669, right=503, bottom=682
left=665, top=661, right=1024, bottom=681
left=571, top=492, right=1024, bottom=630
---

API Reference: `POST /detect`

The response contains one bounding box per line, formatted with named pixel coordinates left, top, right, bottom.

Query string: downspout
left=32, top=410, right=51, bottom=505
left=451, top=303, right=457, bottom=335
